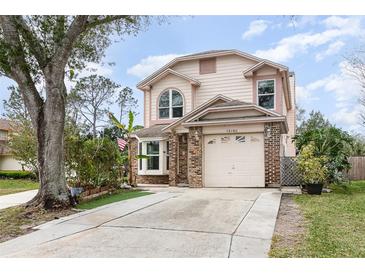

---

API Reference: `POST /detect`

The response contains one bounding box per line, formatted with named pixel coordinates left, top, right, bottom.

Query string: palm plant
left=108, top=111, right=146, bottom=186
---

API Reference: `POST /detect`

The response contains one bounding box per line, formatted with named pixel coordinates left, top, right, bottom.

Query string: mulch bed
left=0, top=205, right=76, bottom=243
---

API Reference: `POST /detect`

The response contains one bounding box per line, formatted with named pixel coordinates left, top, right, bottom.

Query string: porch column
left=188, top=127, right=203, bottom=187
left=168, top=132, right=178, bottom=186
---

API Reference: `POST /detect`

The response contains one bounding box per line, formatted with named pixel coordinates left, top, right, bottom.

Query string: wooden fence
left=347, top=156, right=365, bottom=180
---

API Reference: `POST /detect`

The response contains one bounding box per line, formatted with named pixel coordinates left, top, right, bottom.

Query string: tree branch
left=50, top=16, right=89, bottom=74
left=12, top=16, right=48, bottom=68
left=85, top=15, right=135, bottom=29
left=0, top=16, right=43, bottom=129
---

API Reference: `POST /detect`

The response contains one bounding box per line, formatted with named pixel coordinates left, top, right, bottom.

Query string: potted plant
left=296, top=142, right=328, bottom=195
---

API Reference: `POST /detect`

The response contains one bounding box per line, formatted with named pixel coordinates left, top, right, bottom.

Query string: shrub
left=65, top=136, right=122, bottom=189
left=296, top=143, right=328, bottom=185
left=0, top=170, right=36, bottom=180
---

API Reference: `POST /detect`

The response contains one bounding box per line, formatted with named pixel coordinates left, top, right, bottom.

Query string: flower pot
left=306, top=183, right=323, bottom=195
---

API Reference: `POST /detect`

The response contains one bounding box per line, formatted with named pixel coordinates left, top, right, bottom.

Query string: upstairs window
left=257, top=79, right=275, bottom=110
left=158, top=89, right=184, bottom=119
left=199, top=58, right=216, bottom=74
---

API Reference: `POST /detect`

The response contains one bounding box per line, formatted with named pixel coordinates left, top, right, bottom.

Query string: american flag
left=117, top=138, right=127, bottom=151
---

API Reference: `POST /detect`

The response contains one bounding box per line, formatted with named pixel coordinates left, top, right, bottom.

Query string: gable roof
left=184, top=100, right=283, bottom=124
left=162, top=94, right=232, bottom=132
left=242, top=61, right=288, bottom=77
left=137, top=49, right=288, bottom=90
left=132, top=125, right=169, bottom=139
left=139, top=68, right=201, bottom=90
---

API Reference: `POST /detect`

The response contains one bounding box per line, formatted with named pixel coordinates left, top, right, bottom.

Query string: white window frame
left=158, top=89, right=184, bottom=119
left=257, top=79, right=276, bottom=110
left=138, top=138, right=169, bottom=176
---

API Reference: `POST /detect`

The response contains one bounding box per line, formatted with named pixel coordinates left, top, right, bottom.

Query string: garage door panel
left=204, top=133, right=265, bottom=188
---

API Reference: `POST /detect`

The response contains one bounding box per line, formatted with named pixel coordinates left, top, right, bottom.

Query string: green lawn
left=0, top=179, right=39, bottom=196
left=271, top=181, right=365, bottom=257
left=76, top=189, right=153, bottom=210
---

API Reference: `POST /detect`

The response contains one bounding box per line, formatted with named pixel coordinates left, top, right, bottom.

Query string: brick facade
left=132, top=122, right=282, bottom=188
left=130, top=138, right=169, bottom=185
left=187, top=127, right=203, bottom=187
left=178, top=134, right=188, bottom=184
left=168, top=133, right=178, bottom=186
left=264, top=123, right=281, bottom=186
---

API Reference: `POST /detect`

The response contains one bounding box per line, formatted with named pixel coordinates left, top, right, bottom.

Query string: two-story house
left=0, top=119, right=23, bottom=170
left=130, top=50, right=296, bottom=188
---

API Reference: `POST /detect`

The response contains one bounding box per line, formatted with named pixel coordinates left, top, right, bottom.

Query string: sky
left=1, top=15, right=365, bottom=134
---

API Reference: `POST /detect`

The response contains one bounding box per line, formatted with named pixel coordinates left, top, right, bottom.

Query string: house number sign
left=226, top=129, right=238, bottom=133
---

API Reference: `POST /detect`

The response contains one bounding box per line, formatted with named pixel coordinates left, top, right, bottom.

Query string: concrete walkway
left=0, top=190, right=37, bottom=210
left=0, top=188, right=281, bottom=258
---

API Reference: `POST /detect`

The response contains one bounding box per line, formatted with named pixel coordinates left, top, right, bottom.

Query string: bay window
left=257, top=79, right=275, bottom=110
left=146, top=141, right=159, bottom=170
left=138, top=140, right=169, bottom=175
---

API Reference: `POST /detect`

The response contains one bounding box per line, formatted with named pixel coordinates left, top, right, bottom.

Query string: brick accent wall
left=168, top=133, right=178, bottom=186
left=177, top=134, right=188, bottom=184
left=136, top=175, right=169, bottom=185
left=130, top=138, right=169, bottom=185
left=130, top=137, right=138, bottom=186
left=188, top=127, right=203, bottom=187
left=264, top=123, right=281, bottom=186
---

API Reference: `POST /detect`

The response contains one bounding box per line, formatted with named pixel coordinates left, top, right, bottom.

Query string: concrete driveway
left=0, top=187, right=281, bottom=258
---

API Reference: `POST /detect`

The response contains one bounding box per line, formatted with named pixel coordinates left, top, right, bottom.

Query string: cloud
left=255, top=16, right=363, bottom=63
left=242, top=20, right=270, bottom=40
left=127, top=54, right=184, bottom=79
left=315, top=40, right=345, bottom=62
left=288, top=16, right=318, bottom=28
left=298, top=60, right=363, bottom=131
left=296, top=86, right=319, bottom=103
left=332, top=105, right=363, bottom=131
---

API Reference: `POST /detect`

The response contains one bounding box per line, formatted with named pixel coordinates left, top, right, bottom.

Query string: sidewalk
left=0, top=190, right=38, bottom=210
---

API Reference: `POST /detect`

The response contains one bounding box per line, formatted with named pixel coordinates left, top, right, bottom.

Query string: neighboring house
left=131, top=50, right=296, bottom=188
left=0, top=119, right=23, bottom=171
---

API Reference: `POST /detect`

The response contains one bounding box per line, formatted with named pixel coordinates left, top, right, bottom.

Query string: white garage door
left=204, top=133, right=265, bottom=187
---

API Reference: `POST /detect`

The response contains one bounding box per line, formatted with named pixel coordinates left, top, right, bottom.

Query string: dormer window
left=158, top=89, right=184, bottom=119
left=257, top=79, right=275, bottom=110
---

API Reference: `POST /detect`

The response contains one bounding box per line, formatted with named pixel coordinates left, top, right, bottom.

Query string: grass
left=0, top=179, right=39, bottom=196
left=76, top=189, right=153, bottom=210
left=270, top=181, right=365, bottom=258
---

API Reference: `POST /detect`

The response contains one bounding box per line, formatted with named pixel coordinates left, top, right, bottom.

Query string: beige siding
left=150, top=74, right=192, bottom=121
left=172, top=55, right=256, bottom=106
left=256, top=65, right=277, bottom=76
left=144, top=91, right=150, bottom=128
left=0, top=155, right=23, bottom=170
left=285, top=74, right=296, bottom=156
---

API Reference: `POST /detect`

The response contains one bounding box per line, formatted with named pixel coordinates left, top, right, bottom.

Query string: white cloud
left=315, top=40, right=345, bottom=62
left=242, top=20, right=270, bottom=40
left=296, top=86, right=319, bottom=103
left=332, top=105, right=363, bottom=131
left=255, top=16, right=363, bottom=63
left=127, top=54, right=184, bottom=79
left=288, top=16, right=318, bottom=28
left=298, top=61, right=363, bottom=131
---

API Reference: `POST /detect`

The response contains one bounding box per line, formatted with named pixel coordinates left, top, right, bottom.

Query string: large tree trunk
left=27, top=79, right=71, bottom=209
